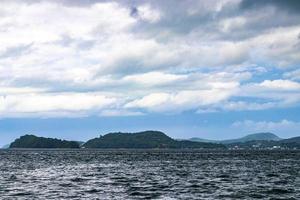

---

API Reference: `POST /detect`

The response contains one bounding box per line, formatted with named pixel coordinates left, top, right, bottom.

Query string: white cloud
left=284, top=69, right=300, bottom=81
left=247, top=26, right=300, bottom=68
left=0, top=92, right=117, bottom=117
left=221, top=101, right=277, bottom=111
left=0, top=2, right=135, bottom=46
left=0, top=0, right=299, bottom=117
left=230, top=79, right=300, bottom=110
left=123, top=72, right=187, bottom=86
left=100, top=109, right=144, bottom=117
left=242, top=79, right=300, bottom=94
left=259, top=79, right=300, bottom=90
left=219, top=16, right=247, bottom=33
left=125, top=86, right=238, bottom=113
left=0, top=87, right=46, bottom=95
left=136, top=5, right=162, bottom=23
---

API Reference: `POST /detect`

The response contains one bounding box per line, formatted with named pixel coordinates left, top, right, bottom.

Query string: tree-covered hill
left=83, top=131, right=225, bottom=149
left=10, top=135, right=80, bottom=148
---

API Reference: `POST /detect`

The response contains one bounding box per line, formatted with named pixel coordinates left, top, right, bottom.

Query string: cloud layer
left=0, top=0, right=300, bottom=117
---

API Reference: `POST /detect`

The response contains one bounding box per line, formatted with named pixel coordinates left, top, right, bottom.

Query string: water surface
left=0, top=149, right=299, bottom=199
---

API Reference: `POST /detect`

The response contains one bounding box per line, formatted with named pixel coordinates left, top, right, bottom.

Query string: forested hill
left=10, top=135, right=80, bottom=148
left=83, top=131, right=225, bottom=149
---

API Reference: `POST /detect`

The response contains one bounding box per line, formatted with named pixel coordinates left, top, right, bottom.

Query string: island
left=83, top=131, right=225, bottom=149
left=8, top=131, right=300, bottom=150
left=226, top=136, right=300, bottom=150
left=10, top=135, right=80, bottom=148
left=189, top=132, right=281, bottom=144
left=189, top=133, right=300, bottom=150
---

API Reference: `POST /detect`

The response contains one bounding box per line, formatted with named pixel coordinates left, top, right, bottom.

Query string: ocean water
left=0, top=149, right=299, bottom=199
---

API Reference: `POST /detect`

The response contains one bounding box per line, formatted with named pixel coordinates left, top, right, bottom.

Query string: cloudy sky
left=0, top=0, right=300, bottom=145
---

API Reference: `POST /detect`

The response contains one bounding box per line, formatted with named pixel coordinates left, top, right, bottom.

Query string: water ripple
left=0, top=149, right=299, bottom=199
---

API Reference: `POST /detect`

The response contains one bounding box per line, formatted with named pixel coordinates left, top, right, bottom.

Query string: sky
left=0, top=0, right=300, bottom=145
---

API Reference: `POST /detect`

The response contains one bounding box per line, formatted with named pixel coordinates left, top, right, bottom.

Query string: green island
left=7, top=131, right=300, bottom=149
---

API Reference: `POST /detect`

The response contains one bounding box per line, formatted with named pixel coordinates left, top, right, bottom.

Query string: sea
left=0, top=149, right=299, bottom=199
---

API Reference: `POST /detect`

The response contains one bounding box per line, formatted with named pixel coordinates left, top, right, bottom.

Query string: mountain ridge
left=6, top=131, right=299, bottom=149
left=83, top=131, right=225, bottom=149
left=189, top=132, right=282, bottom=144
left=226, top=136, right=300, bottom=149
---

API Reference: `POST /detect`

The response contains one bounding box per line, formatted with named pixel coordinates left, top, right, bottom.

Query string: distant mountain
left=83, top=131, right=225, bottom=149
left=226, top=137, right=300, bottom=149
left=10, top=135, right=80, bottom=148
left=1, top=144, right=9, bottom=149
left=189, top=138, right=217, bottom=143
left=189, top=132, right=281, bottom=144
left=220, top=132, right=281, bottom=144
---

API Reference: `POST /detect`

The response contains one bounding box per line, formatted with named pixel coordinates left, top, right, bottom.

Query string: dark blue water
left=0, top=149, right=299, bottom=199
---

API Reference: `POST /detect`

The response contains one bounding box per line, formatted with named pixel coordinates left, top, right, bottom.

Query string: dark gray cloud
left=9, top=0, right=299, bottom=41
left=240, top=0, right=300, bottom=13
left=130, top=7, right=138, bottom=17
left=109, top=0, right=300, bottom=43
